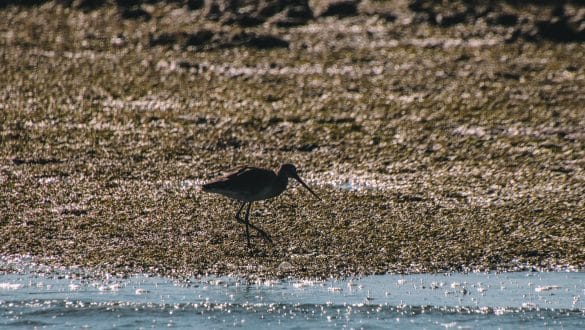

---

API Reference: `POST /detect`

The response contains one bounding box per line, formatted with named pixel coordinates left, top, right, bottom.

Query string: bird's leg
left=235, top=202, right=251, bottom=247
left=250, top=221, right=273, bottom=244
left=244, top=202, right=251, bottom=247
left=246, top=204, right=273, bottom=244
left=255, top=228, right=273, bottom=244
left=235, top=202, right=246, bottom=223
left=234, top=202, right=273, bottom=244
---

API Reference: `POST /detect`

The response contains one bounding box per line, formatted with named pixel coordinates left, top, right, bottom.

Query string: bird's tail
left=202, top=181, right=225, bottom=193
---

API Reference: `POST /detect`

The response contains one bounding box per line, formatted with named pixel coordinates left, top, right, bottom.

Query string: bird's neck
left=277, top=170, right=289, bottom=188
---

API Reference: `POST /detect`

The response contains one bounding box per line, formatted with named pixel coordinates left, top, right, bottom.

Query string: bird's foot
left=256, top=230, right=273, bottom=244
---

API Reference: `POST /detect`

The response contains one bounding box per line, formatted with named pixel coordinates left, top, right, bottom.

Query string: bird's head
left=280, top=163, right=298, bottom=178
left=279, top=163, right=321, bottom=201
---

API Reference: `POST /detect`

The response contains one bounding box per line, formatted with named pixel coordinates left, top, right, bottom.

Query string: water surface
left=1, top=270, right=583, bottom=329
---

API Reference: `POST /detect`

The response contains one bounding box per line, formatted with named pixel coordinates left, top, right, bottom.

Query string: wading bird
left=202, top=164, right=321, bottom=247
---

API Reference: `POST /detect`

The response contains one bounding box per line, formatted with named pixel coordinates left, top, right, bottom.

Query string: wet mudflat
left=0, top=1, right=584, bottom=277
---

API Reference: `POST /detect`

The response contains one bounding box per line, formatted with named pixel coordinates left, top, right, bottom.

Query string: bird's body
left=202, top=164, right=320, bottom=247
left=202, top=166, right=288, bottom=202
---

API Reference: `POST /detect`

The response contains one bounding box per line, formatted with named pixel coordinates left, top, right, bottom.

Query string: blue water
left=1, top=271, right=584, bottom=329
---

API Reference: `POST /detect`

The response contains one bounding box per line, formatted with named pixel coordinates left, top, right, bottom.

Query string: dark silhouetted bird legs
left=235, top=201, right=273, bottom=247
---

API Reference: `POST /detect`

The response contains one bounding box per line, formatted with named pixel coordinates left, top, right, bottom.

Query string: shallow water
left=1, top=270, right=584, bottom=329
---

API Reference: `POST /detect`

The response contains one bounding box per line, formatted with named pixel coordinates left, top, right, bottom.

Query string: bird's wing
left=224, top=166, right=276, bottom=195
left=226, top=166, right=276, bottom=190
left=224, top=166, right=257, bottom=180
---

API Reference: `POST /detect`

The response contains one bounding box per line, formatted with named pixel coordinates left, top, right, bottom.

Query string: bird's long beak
left=294, top=175, right=322, bottom=201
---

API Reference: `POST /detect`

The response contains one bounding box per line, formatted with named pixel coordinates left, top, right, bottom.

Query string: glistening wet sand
left=0, top=1, right=584, bottom=278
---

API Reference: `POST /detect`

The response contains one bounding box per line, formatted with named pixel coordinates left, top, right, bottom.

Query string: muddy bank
left=0, top=1, right=584, bottom=277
